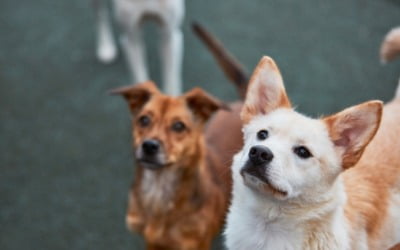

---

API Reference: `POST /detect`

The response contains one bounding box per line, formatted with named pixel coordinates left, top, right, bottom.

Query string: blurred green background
left=1, top=0, right=399, bottom=249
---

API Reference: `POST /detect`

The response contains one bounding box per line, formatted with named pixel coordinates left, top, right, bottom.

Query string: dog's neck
left=137, top=140, right=208, bottom=215
left=257, top=179, right=346, bottom=223
left=229, top=176, right=350, bottom=249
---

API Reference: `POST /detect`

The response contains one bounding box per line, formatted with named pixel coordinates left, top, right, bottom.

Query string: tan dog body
left=225, top=57, right=400, bottom=250
left=114, top=82, right=242, bottom=249
left=343, top=95, right=400, bottom=249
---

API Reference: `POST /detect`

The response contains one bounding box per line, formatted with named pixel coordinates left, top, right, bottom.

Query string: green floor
left=1, top=0, right=399, bottom=249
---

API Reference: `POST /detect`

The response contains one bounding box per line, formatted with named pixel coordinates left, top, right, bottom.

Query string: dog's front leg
left=146, top=244, right=175, bottom=250
left=160, top=26, right=183, bottom=96
left=119, top=24, right=149, bottom=83
left=146, top=240, right=205, bottom=250
left=125, top=189, right=144, bottom=232
left=93, top=0, right=117, bottom=63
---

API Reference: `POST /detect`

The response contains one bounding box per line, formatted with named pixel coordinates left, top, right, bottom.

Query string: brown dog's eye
left=138, top=115, right=151, bottom=127
left=172, top=121, right=186, bottom=132
left=293, top=146, right=313, bottom=159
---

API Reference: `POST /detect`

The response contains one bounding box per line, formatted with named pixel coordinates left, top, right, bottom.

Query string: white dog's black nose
left=142, top=139, right=160, bottom=155
left=249, top=146, right=273, bottom=165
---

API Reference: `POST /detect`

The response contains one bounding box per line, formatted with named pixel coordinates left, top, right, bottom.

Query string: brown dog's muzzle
left=137, top=139, right=167, bottom=170
left=142, top=139, right=160, bottom=156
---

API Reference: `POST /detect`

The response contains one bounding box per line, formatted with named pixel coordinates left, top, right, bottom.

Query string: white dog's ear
left=323, top=101, right=383, bottom=169
left=241, top=56, right=291, bottom=124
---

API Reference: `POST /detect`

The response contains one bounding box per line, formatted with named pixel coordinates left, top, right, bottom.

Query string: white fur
left=240, top=109, right=341, bottom=199
left=140, top=168, right=177, bottom=212
left=93, top=0, right=184, bottom=96
left=95, top=0, right=117, bottom=63
left=226, top=56, right=400, bottom=249
left=225, top=108, right=351, bottom=250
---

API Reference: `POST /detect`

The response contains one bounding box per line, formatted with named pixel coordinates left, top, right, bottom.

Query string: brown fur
left=113, top=81, right=243, bottom=249
left=389, top=243, right=400, bottom=250
left=342, top=98, right=400, bottom=249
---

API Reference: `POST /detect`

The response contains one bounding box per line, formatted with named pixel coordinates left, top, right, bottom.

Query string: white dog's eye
left=293, top=146, right=313, bottom=159
left=257, top=130, right=269, bottom=140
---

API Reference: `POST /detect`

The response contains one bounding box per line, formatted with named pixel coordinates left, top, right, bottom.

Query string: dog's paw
left=126, top=213, right=143, bottom=232
left=97, top=43, right=117, bottom=64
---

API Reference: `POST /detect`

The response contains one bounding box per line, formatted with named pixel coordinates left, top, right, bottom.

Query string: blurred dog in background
left=111, top=23, right=248, bottom=249
left=112, top=82, right=242, bottom=249
left=93, top=0, right=184, bottom=95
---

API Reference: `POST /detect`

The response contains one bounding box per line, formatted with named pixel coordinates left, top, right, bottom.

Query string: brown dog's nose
left=248, top=146, right=273, bottom=165
left=142, top=139, right=160, bottom=155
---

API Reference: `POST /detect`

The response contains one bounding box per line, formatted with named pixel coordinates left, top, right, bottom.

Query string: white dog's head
left=234, top=56, right=382, bottom=202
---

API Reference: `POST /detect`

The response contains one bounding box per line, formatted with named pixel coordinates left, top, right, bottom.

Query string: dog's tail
left=379, top=27, right=400, bottom=100
left=192, top=22, right=249, bottom=99
left=395, top=78, right=400, bottom=100
left=380, top=27, right=400, bottom=64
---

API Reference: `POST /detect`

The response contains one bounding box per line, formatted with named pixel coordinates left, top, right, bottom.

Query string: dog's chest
left=140, top=169, right=177, bottom=212
left=226, top=212, right=302, bottom=250
left=226, top=206, right=346, bottom=250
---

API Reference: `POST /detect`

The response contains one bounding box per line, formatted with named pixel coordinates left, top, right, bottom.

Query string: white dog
left=93, top=0, right=184, bottom=95
left=225, top=56, right=400, bottom=250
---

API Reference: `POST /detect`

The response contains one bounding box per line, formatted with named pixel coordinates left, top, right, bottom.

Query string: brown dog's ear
left=323, top=101, right=383, bottom=169
left=110, top=81, right=160, bottom=114
left=241, top=56, right=291, bottom=124
left=184, top=87, right=230, bottom=122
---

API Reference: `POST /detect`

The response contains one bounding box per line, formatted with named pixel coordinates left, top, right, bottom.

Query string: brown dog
left=112, top=81, right=243, bottom=249
left=110, top=23, right=248, bottom=249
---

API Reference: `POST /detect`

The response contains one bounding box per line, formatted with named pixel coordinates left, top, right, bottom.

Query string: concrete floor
left=1, top=0, right=399, bottom=249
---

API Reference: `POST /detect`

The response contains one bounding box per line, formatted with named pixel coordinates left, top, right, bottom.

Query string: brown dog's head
left=111, top=81, right=228, bottom=170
